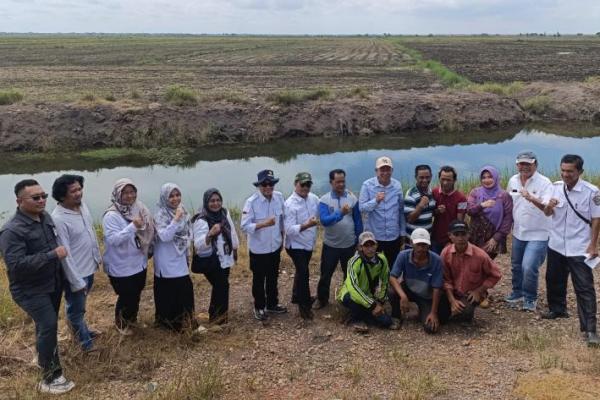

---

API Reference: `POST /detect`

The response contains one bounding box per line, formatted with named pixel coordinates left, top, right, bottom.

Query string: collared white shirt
left=102, top=211, right=147, bottom=277
left=507, top=171, right=553, bottom=241
left=548, top=179, right=600, bottom=257
left=52, top=202, right=101, bottom=291
left=153, top=219, right=190, bottom=278
left=193, top=211, right=239, bottom=269
left=240, top=190, right=285, bottom=254
left=359, top=176, right=407, bottom=241
left=284, top=191, right=320, bottom=251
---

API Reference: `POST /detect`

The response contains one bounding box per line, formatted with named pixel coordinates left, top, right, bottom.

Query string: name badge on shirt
left=457, top=202, right=467, bottom=210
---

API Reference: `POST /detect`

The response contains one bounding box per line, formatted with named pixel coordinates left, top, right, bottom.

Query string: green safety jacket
left=337, top=252, right=389, bottom=309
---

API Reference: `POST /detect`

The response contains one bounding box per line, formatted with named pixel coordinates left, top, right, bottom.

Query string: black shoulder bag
left=563, top=185, right=591, bottom=227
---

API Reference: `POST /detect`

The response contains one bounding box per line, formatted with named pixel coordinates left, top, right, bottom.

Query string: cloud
left=2, top=0, right=600, bottom=33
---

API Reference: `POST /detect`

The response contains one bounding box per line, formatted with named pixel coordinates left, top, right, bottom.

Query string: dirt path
left=2, top=245, right=600, bottom=400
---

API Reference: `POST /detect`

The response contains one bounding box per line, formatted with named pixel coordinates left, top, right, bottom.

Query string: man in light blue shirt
left=51, top=174, right=101, bottom=351
left=315, top=169, right=362, bottom=309
left=359, top=156, right=406, bottom=267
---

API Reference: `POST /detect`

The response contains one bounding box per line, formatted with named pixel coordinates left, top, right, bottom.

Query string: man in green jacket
left=337, top=231, right=398, bottom=333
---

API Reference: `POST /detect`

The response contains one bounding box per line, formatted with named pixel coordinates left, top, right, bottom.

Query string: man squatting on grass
left=0, top=180, right=76, bottom=395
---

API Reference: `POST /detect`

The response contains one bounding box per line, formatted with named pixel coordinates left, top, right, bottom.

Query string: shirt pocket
left=25, top=230, right=49, bottom=253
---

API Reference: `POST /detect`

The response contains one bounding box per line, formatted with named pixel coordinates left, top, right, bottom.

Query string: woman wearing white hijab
left=153, top=183, right=198, bottom=332
left=103, top=178, right=155, bottom=335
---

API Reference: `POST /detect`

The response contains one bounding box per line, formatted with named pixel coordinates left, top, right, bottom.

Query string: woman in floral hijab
left=153, top=183, right=198, bottom=332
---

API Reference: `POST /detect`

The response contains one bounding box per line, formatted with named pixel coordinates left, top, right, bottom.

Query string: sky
left=1, top=0, right=600, bottom=35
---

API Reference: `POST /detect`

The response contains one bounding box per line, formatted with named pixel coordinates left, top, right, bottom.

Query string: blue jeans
left=64, top=274, right=94, bottom=350
left=510, top=238, right=548, bottom=302
left=12, top=286, right=63, bottom=383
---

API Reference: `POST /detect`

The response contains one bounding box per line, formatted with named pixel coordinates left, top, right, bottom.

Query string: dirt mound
left=0, top=91, right=526, bottom=152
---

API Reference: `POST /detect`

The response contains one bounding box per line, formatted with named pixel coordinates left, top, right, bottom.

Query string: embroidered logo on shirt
left=593, top=193, right=600, bottom=206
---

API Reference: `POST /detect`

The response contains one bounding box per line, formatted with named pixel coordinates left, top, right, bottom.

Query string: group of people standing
left=1, top=151, right=599, bottom=395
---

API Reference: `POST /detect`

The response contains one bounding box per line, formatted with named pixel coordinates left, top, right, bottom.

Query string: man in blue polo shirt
left=389, top=228, right=445, bottom=333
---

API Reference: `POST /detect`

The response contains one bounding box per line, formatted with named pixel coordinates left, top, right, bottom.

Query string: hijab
left=154, top=183, right=191, bottom=255
left=193, top=188, right=233, bottom=255
left=105, top=178, right=155, bottom=257
left=473, top=165, right=504, bottom=229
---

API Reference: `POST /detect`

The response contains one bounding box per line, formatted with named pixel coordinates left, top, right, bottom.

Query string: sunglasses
left=260, top=182, right=275, bottom=188
left=300, top=182, right=312, bottom=188
left=25, top=193, right=49, bottom=201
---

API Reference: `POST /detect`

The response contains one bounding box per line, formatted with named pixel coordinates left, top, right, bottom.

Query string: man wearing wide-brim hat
left=241, top=169, right=288, bottom=322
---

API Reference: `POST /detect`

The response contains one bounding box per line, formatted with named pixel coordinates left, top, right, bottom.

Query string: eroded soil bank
left=1, top=83, right=599, bottom=152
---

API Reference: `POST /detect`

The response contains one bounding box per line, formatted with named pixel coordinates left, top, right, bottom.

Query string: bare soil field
left=0, top=36, right=435, bottom=102
left=402, top=36, right=600, bottom=83
left=2, top=239, right=600, bottom=400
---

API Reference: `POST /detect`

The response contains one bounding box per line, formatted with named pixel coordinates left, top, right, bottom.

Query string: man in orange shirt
left=440, top=220, right=502, bottom=321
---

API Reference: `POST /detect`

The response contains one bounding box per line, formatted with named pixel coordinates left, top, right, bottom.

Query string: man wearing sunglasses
left=241, top=169, right=288, bottom=321
left=0, top=179, right=75, bottom=394
left=284, top=172, right=320, bottom=321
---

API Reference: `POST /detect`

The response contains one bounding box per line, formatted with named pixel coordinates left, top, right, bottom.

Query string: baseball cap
left=375, top=156, right=393, bottom=169
left=448, top=220, right=469, bottom=234
left=410, top=228, right=431, bottom=245
left=294, top=172, right=312, bottom=184
left=516, top=150, right=537, bottom=164
left=358, top=231, right=377, bottom=246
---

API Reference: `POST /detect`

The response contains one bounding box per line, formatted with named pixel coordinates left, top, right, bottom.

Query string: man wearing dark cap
left=505, top=151, right=553, bottom=312
left=284, top=172, right=320, bottom=320
left=241, top=170, right=288, bottom=321
left=441, top=220, right=502, bottom=322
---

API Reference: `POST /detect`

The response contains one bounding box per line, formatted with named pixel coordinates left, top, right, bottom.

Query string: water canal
left=1, top=125, right=599, bottom=222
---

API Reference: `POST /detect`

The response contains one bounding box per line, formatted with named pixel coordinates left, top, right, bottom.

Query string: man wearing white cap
left=505, top=150, right=552, bottom=312
left=359, top=156, right=406, bottom=267
left=389, top=228, right=445, bottom=333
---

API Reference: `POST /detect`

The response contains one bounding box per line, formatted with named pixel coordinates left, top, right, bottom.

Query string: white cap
left=375, top=156, right=393, bottom=169
left=358, top=231, right=377, bottom=246
left=410, top=228, right=431, bottom=246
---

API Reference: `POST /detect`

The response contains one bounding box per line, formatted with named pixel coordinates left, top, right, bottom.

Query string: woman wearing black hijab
left=192, top=189, right=239, bottom=324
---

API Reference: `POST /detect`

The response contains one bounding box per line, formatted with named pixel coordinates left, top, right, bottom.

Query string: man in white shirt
left=51, top=175, right=101, bottom=351
left=543, top=154, right=600, bottom=347
left=241, top=170, right=288, bottom=321
left=505, top=151, right=552, bottom=312
left=284, top=172, right=320, bottom=321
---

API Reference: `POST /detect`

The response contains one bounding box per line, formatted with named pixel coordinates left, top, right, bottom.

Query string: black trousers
left=286, top=248, right=313, bottom=307
left=154, top=275, right=196, bottom=331
left=249, top=248, right=281, bottom=310
left=202, top=266, right=230, bottom=324
left=12, top=284, right=63, bottom=383
left=317, top=243, right=355, bottom=303
left=377, top=236, right=403, bottom=268
left=546, top=248, right=597, bottom=333
left=109, top=268, right=147, bottom=329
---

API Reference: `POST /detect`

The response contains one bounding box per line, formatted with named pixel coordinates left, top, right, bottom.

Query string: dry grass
left=514, top=370, right=600, bottom=400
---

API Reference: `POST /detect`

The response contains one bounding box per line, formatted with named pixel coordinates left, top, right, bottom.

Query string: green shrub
left=165, top=85, right=197, bottom=106
left=0, top=89, right=24, bottom=105
left=522, top=95, right=551, bottom=114
left=267, top=88, right=330, bottom=105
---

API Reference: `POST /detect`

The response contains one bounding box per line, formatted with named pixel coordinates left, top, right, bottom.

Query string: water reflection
left=0, top=125, right=599, bottom=221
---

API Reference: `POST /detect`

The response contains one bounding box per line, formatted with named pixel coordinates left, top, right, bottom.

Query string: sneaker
left=115, top=325, right=133, bottom=336
left=586, top=332, right=600, bottom=348
left=266, top=304, right=288, bottom=314
left=38, top=375, right=75, bottom=395
left=313, top=299, right=328, bottom=310
left=541, top=310, right=569, bottom=319
left=389, top=318, right=402, bottom=330
left=522, top=299, right=537, bottom=312
left=254, top=308, right=268, bottom=321
left=192, top=325, right=208, bottom=336
left=505, top=292, right=523, bottom=303
left=352, top=322, right=369, bottom=334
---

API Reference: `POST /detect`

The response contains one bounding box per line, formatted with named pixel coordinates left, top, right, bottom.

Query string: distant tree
left=597, top=32, right=600, bottom=36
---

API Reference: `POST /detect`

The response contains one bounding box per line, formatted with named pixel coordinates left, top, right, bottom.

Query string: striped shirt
left=403, top=186, right=436, bottom=235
